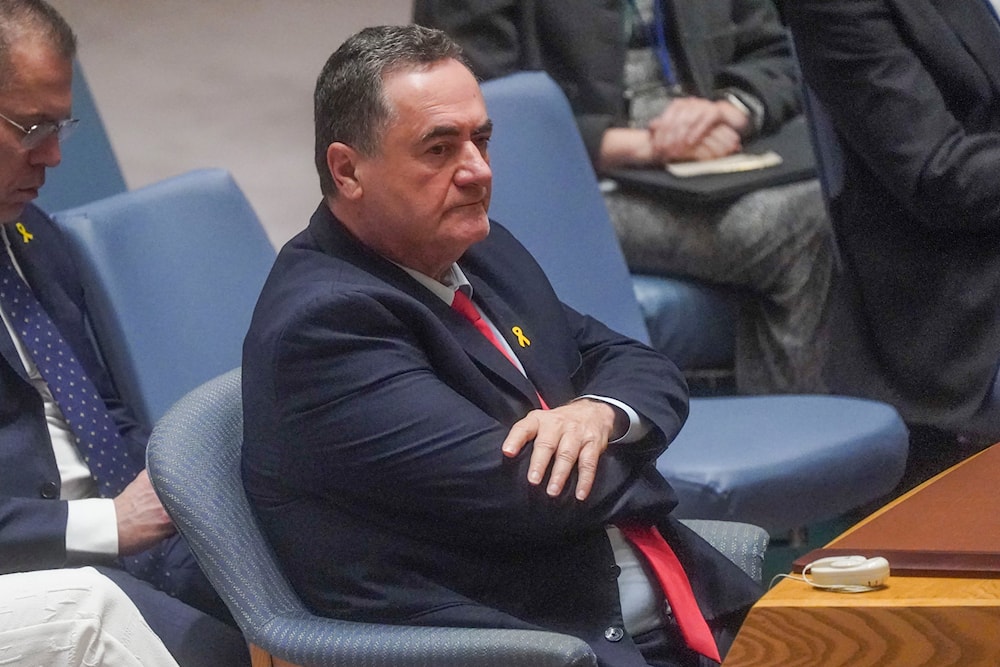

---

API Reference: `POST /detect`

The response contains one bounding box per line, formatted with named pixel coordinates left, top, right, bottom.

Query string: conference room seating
left=36, top=59, right=128, bottom=214
left=146, top=367, right=768, bottom=667
left=51, top=168, right=276, bottom=430
left=631, top=274, right=737, bottom=387
left=480, top=70, right=910, bottom=535
left=48, top=169, right=765, bottom=662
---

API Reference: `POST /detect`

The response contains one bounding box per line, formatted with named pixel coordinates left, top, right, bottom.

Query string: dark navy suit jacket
left=0, top=204, right=250, bottom=667
left=0, top=204, right=148, bottom=572
left=242, top=205, right=760, bottom=666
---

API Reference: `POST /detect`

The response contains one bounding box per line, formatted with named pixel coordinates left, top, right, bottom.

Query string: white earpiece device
left=803, top=555, right=890, bottom=589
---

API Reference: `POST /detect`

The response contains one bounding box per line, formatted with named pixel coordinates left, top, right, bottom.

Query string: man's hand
left=113, top=470, right=176, bottom=556
left=649, top=97, right=747, bottom=162
left=684, top=123, right=744, bottom=161
left=501, top=399, right=617, bottom=501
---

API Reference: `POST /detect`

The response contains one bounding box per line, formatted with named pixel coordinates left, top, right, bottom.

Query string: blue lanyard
left=625, top=0, right=677, bottom=87
left=650, top=0, right=677, bottom=87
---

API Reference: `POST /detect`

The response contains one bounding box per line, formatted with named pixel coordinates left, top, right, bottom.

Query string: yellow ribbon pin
left=15, top=222, right=33, bottom=243
left=511, top=326, right=531, bottom=348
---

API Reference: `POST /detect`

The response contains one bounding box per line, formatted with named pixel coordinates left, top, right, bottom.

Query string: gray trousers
left=605, top=178, right=833, bottom=394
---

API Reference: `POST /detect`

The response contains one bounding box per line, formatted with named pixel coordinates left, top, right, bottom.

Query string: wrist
left=599, top=127, right=656, bottom=170
left=716, top=88, right=765, bottom=138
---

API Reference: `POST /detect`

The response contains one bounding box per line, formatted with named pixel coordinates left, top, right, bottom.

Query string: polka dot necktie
left=0, top=244, right=140, bottom=497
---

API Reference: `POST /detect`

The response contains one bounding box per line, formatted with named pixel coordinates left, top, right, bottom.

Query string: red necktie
left=618, top=524, right=721, bottom=663
left=451, top=289, right=718, bottom=661
left=451, top=289, right=548, bottom=409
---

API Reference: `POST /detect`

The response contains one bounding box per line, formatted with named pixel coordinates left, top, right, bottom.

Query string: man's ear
left=327, top=142, right=363, bottom=199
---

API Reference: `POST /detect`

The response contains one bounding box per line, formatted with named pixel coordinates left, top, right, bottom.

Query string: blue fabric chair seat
left=659, top=395, right=908, bottom=534
left=481, top=70, right=910, bottom=537
left=631, top=274, right=737, bottom=371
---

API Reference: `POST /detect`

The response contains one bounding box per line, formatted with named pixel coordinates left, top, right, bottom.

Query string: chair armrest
left=255, top=612, right=597, bottom=667
left=681, top=519, right=769, bottom=584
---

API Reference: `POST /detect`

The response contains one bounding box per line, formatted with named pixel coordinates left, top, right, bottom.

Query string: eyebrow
left=419, top=119, right=494, bottom=143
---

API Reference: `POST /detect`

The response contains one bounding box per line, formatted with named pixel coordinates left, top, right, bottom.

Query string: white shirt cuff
left=66, top=497, right=119, bottom=560
left=577, top=395, right=650, bottom=444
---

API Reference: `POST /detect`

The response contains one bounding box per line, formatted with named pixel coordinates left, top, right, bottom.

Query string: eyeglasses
left=0, top=111, right=79, bottom=149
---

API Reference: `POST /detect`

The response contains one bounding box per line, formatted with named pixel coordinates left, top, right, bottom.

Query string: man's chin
left=0, top=201, right=28, bottom=225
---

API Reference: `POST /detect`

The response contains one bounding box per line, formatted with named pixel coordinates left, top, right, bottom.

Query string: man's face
left=348, top=58, right=493, bottom=280
left=0, top=38, right=72, bottom=223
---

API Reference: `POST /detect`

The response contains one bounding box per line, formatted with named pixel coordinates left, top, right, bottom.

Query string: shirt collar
left=396, top=262, right=472, bottom=305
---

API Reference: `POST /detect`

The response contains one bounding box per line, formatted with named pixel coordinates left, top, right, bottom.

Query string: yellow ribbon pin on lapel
left=511, top=326, right=531, bottom=348
left=15, top=222, right=33, bottom=243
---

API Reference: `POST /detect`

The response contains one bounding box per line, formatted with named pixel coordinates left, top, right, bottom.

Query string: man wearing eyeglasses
left=0, top=2, right=249, bottom=666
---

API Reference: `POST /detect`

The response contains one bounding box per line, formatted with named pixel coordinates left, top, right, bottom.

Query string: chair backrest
left=36, top=59, right=128, bottom=214
left=801, top=84, right=845, bottom=207
left=480, top=71, right=651, bottom=344
left=52, top=168, right=276, bottom=429
left=147, top=368, right=597, bottom=666
left=145, top=368, right=308, bottom=634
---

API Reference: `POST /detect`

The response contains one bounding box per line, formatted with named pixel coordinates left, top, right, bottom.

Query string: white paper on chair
left=666, top=151, right=783, bottom=178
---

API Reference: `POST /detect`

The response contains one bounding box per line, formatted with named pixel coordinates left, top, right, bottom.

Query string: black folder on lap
left=606, top=115, right=817, bottom=204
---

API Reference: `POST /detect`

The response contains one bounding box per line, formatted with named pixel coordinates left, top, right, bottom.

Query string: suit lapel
left=466, top=274, right=550, bottom=409
left=0, top=225, right=33, bottom=384
left=310, top=206, right=544, bottom=409
left=931, top=0, right=1000, bottom=95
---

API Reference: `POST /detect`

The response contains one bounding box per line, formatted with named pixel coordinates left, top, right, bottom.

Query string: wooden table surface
left=723, top=445, right=1000, bottom=666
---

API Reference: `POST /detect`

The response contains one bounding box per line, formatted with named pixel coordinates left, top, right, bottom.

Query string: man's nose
left=455, top=142, right=491, bottom=186
left=28, top=134, right=62, bottom=168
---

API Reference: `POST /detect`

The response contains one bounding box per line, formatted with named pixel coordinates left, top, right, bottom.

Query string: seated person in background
left=414, top=0, right=834, bottom=395
left=0, top=567, right=180, bottom=667
left=786, top=0, right=1000, bottom=472
left=242, top=24, right=760, bottom=667
left=0, top=1, right=248, bottom=664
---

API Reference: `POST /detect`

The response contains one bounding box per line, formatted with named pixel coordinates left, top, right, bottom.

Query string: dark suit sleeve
left=564, top=303, right=688, bottom=461
left=0, top=498, right=71, bottom=574
left=713, top=0, right=802, bottom=133
left=252, top=289, right=680, bottom=549
left=788, top=0, right=1000, bottom=231
left=413, top=0, right=527, bottom=80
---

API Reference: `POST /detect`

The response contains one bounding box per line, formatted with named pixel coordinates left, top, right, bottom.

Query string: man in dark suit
left=786, top=1, right=1000, bottom=451
left=242, top=24, right=760, bottom=667
left=414, top=0, right=834, bottom=395
left=0, top=1, right=248, bottom=664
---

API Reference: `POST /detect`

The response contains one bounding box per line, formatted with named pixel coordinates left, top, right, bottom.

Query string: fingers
left=506, top=402, right=615, bottom=501
left=651, top=97, right=721, bottom=158
left=114, top=470, right=177, bottom=556
left=529, top=422, right=604, bottom=500
left=650, top=97, right=749, bottom=163
left=688, top=124, right=742, bottom=161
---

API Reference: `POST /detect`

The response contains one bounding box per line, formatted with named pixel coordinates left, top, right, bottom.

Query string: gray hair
left=313, top=24, right=468, bottom=197
left=0, top=0, right=76, bottom=91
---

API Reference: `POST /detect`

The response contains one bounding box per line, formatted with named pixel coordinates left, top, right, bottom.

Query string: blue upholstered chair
left=480, top=71, right=910, bottom=535
left=52, top=168, right=276, bottom=430
left=147, top=368, right=768, bottom=667
left=36, top=59, right=128, bottom=214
